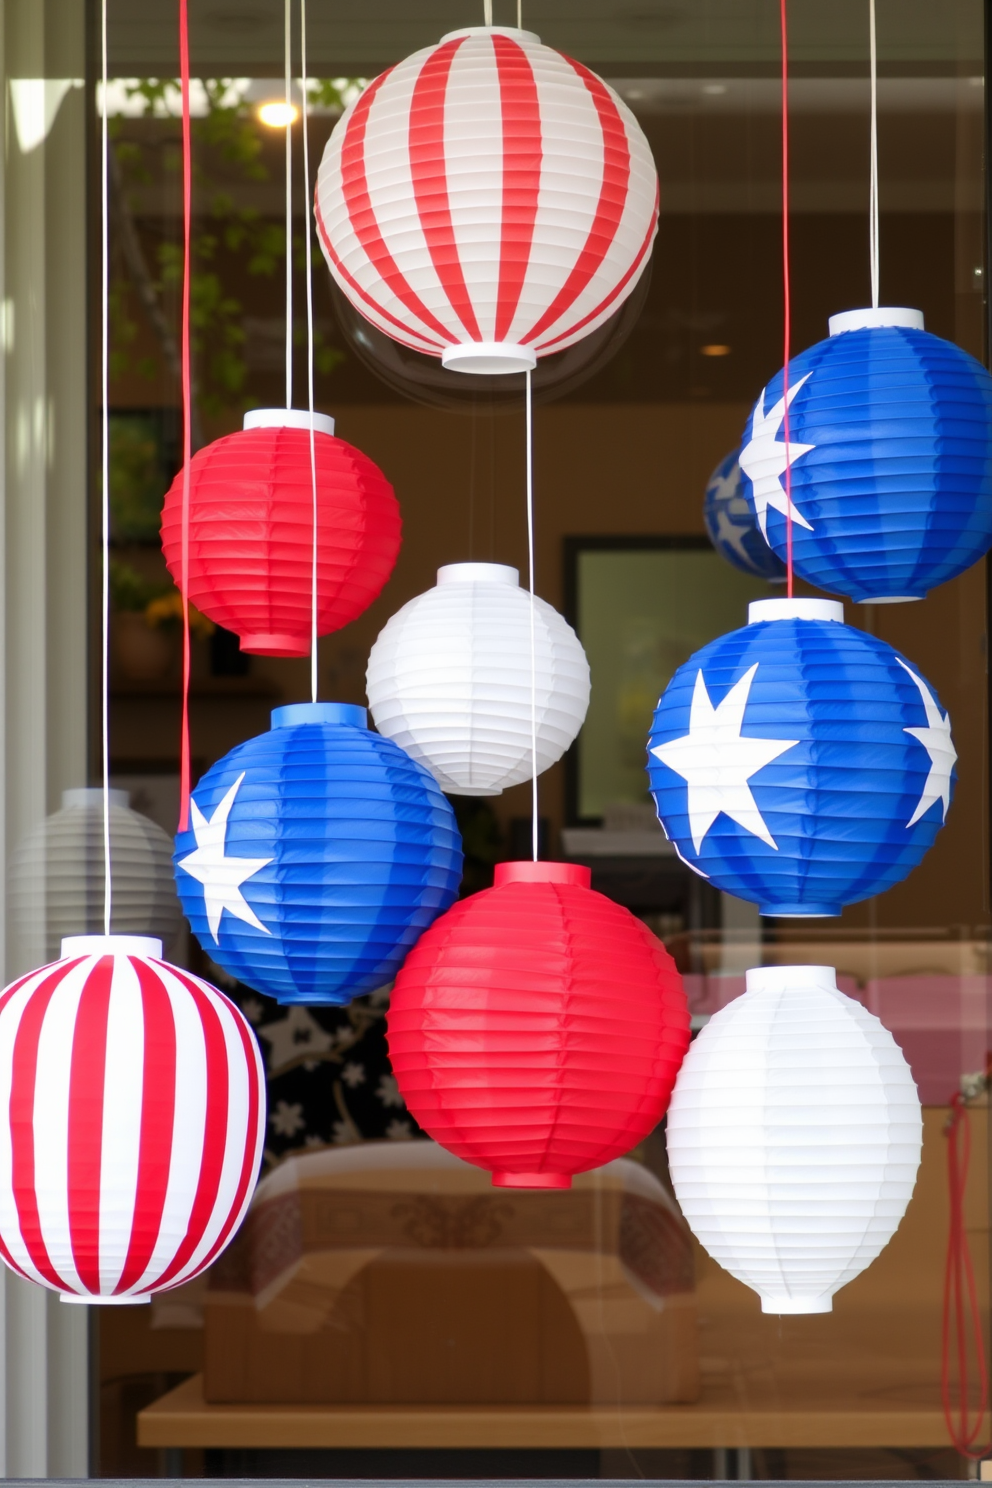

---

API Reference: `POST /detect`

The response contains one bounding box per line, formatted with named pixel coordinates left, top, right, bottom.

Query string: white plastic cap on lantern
left=828, top=307, right=925, bottom=336
left=7, top=789, right=183, bottom=969
left=666, top=963, right=922, bottom=1315
left=748, top=597, right=844, bottom=624
left=366, top=562, right=591, bottom=795
left=242, top=408, right=336, bottom=437
left=60, top=934, right=164, bottom=960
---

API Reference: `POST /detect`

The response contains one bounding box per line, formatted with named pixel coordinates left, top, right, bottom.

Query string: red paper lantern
left=387, top=861, right=690, bottom=1189
left=160, top=409, right=401, bottom=657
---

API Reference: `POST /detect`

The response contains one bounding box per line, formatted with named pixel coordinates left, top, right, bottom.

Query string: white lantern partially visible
left=8, top=788, right=182, bottom=968
left=366, top=563, right=591, bottom=796
left=666, top=964, right=922, bottom=1315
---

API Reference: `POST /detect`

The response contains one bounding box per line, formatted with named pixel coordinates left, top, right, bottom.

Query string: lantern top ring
left=827, top=306, right=924, bottom=336
left=745, top=965, right=838, bottom=994
left=60, top=934, right=164, bottom=959
left=748, top=597, right=844, bottom=625
left=242, top=407, right=337, bottom=437
left=271, top=702, right=367, bottom=730
left=440, top=26, right=542, bottom=44
left=441, top=342, right=538, bottom=376
left=494, top=861, right=592, bottom=889
left=437, top=562, right=519, bottom=587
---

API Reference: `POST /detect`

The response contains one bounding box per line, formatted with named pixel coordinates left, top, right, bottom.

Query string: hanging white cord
left=525, top=369, right=538, bottom=862
left=868, top=0, right=879, bottom=309
left=517, top=0, right=522, bottom=27
left=484, top=0, right=493, bottom=25
left=301, top=0, right=319, bottom=703
left=284, top=0, right=293, bottom=408
left=100, top=0, right=112, bottom=934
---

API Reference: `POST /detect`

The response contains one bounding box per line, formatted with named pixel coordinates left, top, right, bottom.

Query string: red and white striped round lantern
left=160, top=409, right=401, bottom=657
left=315, top=27, right=659, bottom=375
left=0, top=935, right=265, bottom=1303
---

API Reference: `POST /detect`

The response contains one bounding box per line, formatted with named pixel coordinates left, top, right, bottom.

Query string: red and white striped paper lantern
left=315, top=26, right=659, bottom=375
left=0, top=935, right=265, bottom=1303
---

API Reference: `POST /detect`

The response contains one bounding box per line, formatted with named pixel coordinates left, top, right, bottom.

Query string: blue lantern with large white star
left=647, top=597, right=956, bottom=917
left=703, top=448, right=786, bottom=581
left=739, top=307, right=992, bottom=603
left=174, top=702, right=463, bottom=1004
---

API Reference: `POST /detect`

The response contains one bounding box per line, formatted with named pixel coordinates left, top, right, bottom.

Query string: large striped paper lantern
left=366, top=563, right=590, bottom=794
left=739, top=308, right=992, bottom=602
left=315, top=27, right=659, bottom=375
left=647, top=597, right=956, bottom=916
left=667, top=964, right=922, bottom=1314
left=388, top=861, right=690, bottom=1189
left=160, top=409, right=401, bottom=657
left=174, top=702, right=463, bottom=1005
left=0, top=935, right=264, bottom=1302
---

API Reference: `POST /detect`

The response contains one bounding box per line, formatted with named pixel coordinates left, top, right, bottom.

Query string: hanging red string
left=178, top=0, right=193, bottom=832
left=942, top=1089, right=991, bottom=1459
left=779, top=0, right=794, bottom=598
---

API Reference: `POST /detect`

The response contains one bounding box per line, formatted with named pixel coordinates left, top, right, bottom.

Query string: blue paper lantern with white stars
left=739, top=307, right=992, bottom=603
left=647, top=597, right=956, bottom=917
left=174, top=702, right=463, bottom=1005
left=703, top=448, right=786, bottom=581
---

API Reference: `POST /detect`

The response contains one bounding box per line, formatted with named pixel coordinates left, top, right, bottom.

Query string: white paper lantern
left=666, top=964, right=922, bottom=1314
left=366, top=563, right=590, bottom=795
left=8, top=788, right=182, bottom=966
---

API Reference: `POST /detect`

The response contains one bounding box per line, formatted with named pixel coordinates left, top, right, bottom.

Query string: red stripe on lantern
left=534, top=178, right=659, bottom=352
left=192, top=1002, right=264, bottom=1276
left=9, top=962, right=82, bottom=1288
left=116, top=957, right=177, bottom=1294
left=409, top=38, right=483, bottom=343
left=522, top=58, right=632, bottom=346
left=152, top=974, right=229, bottom=1290
left=340, top=68, right=457, bottom=346
left=67, top=956, right=114, bottom=1294
left=492, top=34, right=542, bottom=342
left=313, top=192, right=446, bottom=353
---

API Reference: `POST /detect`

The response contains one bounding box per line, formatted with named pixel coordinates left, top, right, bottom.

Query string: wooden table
left=137, top=1373, right=981, bottom=1452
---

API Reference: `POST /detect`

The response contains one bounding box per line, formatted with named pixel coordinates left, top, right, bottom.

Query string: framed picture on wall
left=564, top=536, right=778, bottom=824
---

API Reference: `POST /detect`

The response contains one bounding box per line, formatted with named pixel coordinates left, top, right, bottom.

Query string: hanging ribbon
left=100, top=0, right=112, bottom=928
left=300, top=0, right=319, bottom=702
left=779, top=0, right=794, bottom=598
left=525, top=368, right=537, bottom=860
left=177, top=0, right=193, bottom=832
left=942, top=1088, right=991, bottom=1458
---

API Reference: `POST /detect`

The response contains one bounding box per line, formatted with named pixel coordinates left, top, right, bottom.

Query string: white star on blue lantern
left=176, top=772, right=272, bottom=941
left=898, top=658, right=957, bottom=826
left=739, top=375, right=815, bottom=539
left=650, top=664, right=799, bottom=853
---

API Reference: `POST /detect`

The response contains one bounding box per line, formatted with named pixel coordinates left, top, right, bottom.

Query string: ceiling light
left=702, top=83, right=727, bottom=96
left=258, top=100, right=298, bottom=128
left=701, top=343, right=731, bottom=357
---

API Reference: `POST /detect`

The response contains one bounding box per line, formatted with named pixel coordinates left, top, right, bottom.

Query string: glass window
left=73, top=1, right=992, bottom=1480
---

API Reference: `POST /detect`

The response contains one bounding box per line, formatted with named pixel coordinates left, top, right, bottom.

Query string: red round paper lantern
left=160, top=409, right=401, bottom=657
left=0, top=934, right=265, bottom=1302
left=387, top=861, right=690, bottom=1189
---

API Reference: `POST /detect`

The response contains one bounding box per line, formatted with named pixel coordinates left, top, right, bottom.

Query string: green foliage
left=109, top=76, right=362, bottom=414
left=109, top=557, right=162, bottom=612
left=107, top=414, right=170, bottom=541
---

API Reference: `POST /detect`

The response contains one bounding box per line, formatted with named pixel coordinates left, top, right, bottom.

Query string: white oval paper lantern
left=366, top=563, right=590, bottom=795
left=314, top=27, right=659, bottom=375
left=666, top=965, right=922, bottom=1314
left=8, top=789, right=182, bottom=967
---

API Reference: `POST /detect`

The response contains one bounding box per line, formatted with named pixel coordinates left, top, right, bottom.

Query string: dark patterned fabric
left=204, top=966, right=424, bottom=1169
